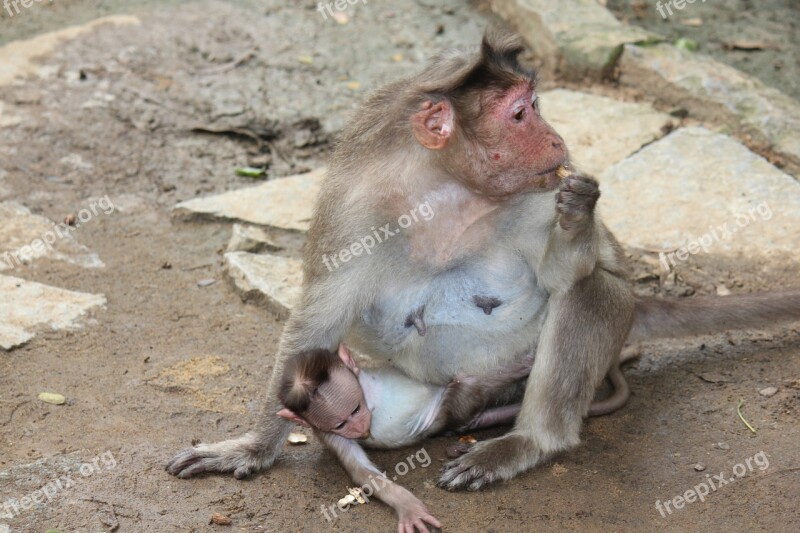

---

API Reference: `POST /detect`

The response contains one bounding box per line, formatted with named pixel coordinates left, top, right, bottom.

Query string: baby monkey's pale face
left=305, top=367, right=373, bottom=439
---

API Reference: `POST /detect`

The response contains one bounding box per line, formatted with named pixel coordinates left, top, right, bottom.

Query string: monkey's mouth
left=531, top=164, right=565, bottom=190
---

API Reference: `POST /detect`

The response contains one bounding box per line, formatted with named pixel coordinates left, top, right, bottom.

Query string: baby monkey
left=277, top=344, right=534, bottom=450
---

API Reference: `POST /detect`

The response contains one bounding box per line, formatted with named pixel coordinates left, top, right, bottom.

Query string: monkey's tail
left=628, top=289, right=800, bottom=342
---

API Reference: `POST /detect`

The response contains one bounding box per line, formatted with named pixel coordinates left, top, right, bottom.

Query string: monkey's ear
left=337, top=344, right=360, bottom=376
left=411, top=101, right=453, bottom=150
left=277, top=408, right=310, bottom=427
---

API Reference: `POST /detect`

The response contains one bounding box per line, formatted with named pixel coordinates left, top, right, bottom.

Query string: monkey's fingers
left=166, top=438, right=266, bottom=479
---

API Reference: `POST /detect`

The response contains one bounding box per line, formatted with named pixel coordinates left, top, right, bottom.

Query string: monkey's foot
left=437, top=433, right=541, bottom=491
left=556, top=174, right=600, bottom=231
left=165, top=433, right=273, bottom=479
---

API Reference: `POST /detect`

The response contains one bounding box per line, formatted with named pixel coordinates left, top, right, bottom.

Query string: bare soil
left=1, top=1, right=799, bottom=532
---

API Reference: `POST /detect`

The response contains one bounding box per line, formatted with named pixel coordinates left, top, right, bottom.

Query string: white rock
left=759, top=386, right=778, bottom=397
left=227, top=224, right=282, bottom=253
left=600, top=127, right=800, bottom=259
left=224, top=252, right=302, bottom=319
left=542, top=89, right=673, bottom=175
left=620, top=43, right=800, bottom=176
left=0, top=202, right=104, bottom=271
left=174, top=168, right=324, bottom=232
left=491, top=0, right=658, bottom=80
left=0, top=274, right=106, bottom=351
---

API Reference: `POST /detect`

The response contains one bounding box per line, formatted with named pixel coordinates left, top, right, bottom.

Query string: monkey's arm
left=320, top=432, right=441, bottom=533
left=536, top=173, right=602, bottom=295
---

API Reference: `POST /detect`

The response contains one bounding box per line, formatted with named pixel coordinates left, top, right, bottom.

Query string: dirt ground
left=1, top=1, right=799, bottom=532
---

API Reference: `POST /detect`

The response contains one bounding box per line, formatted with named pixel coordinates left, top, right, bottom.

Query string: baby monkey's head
left=277, top=344, right=372, bottom=439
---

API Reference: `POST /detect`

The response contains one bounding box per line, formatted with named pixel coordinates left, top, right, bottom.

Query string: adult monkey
left=168, top=30, right=800, bottom=491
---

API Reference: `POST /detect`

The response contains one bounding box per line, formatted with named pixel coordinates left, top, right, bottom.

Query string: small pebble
left=693, top=463, right=706, bottom=472
left=38, top=392, right=66, bottom=405
left=714, top=442, right=730, bottom=450
left=197, top=278, right=216, bottom=287
left=64, top=214, right=77, bottom=226
left=209, top=512, right=231, bottom=525
left=287, top=432, right=308, bottom=444
left=759, top=386, right=778, bottom=397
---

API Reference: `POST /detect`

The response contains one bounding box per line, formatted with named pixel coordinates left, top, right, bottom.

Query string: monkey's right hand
left=394, top=489, right=442, bottom=533
left=556, top=174, right=600, bottom=232
left=166, top=432, right=279, bottom=479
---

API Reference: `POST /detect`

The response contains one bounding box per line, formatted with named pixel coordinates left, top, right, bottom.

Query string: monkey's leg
left=167, top=284, right=363, bottom=479
left=438, top=269, right=634, bottom=491
left=434, top=355, right=534, bottom=432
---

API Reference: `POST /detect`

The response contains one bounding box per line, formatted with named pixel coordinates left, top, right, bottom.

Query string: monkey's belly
left=355, top=254, right=548, bottom=382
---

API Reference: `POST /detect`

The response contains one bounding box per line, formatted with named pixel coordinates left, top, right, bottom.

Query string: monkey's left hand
left=556, top=174, right=600, bottom=232
left=438, top=432, right=539, bottom=491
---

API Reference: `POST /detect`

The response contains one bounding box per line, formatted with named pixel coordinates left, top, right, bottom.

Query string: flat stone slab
left=491, top=0, right=659, bottom=80
left=599, top=126, right=800, bottom=259
left=227, top=223, right=282, bottom=253
left=541, top=89, right=673, bottom=176
left=0, top=15, right=140, bottom=87
left=619, top=43, right=800, bottom=177
left=174, top=167, right=324, bottom=232
left=224, top=252, right=302, bottom=319
left=0, top=202, right=104, bottom=272
left=0, top=275, right=106, bottom=351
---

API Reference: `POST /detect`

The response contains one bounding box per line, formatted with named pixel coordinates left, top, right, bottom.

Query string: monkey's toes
left=437, top=455, right=497, bottom=491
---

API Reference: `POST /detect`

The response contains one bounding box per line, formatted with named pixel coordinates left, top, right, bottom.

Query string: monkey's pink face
left=305, top=368, right=373, bottom=440
left=469, top=83, right=568, bottom=197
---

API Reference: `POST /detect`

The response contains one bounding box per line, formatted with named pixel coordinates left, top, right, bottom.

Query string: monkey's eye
left=513, top=108, right=526, bottom=122
left=334, top=421, right=346, bottom=430
left=352, top=403, right=361, bottom=416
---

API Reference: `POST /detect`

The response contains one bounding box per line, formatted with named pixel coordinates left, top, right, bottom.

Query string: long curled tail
left=628, top=289, right=800, bottom=343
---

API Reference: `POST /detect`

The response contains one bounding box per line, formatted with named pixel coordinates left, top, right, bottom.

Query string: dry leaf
left=725, top=40, right=771, bottom=51
left=332, top=12, right=348, bottom=24
left=680, top=18, right=703, bottom=26
left=458, top=435, right=477, bottom=444
left=346, top=81, right=361, bottom=90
